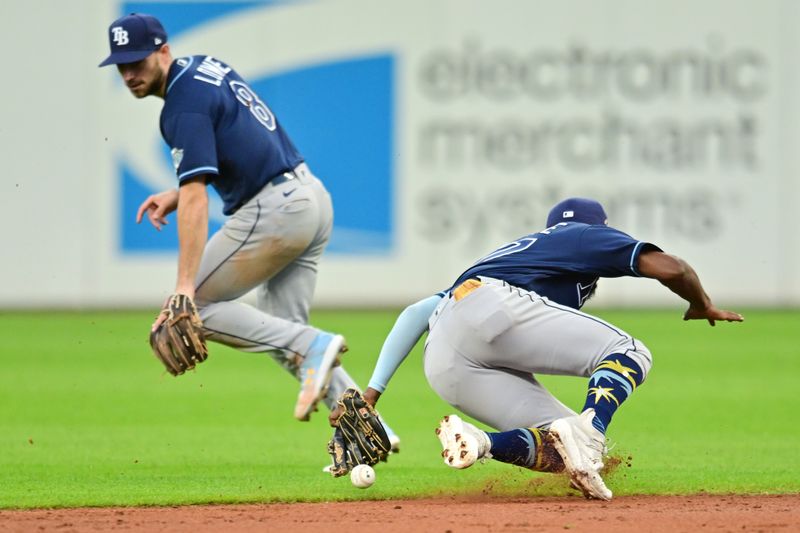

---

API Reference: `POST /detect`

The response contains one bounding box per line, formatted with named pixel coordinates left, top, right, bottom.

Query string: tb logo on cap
left=111, top=26, right=129, bottom=46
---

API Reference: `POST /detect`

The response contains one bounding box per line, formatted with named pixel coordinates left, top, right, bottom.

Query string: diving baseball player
left=339, top=197, right=742, bottom=500
left=99, top=13, right=399, bottom=444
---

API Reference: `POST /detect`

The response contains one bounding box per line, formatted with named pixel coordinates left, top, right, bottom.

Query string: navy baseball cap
left=546, top=197, right=608, bottom=226
left=98, top=13, right=167, bottom=67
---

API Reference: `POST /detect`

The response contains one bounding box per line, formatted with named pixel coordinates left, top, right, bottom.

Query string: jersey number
left=229, top=80, right=276, bottom=131
left=476, top=224, right=566, bottom=263
left=476, top=237, right=538, bottom=263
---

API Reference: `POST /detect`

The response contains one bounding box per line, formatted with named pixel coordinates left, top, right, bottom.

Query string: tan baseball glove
left=149, top=294, right=208, bottom=376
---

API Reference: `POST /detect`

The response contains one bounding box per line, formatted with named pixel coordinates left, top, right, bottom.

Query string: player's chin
left=127, top=84, right=150, bottom=98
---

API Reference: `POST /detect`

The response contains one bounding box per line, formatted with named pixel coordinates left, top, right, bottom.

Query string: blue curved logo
left=118, top=1, right=394, bottom=255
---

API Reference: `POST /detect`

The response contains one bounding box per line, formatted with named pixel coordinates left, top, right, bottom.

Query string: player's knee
left=589, top=341, right=653, bottom=383
left=630, top=340, right=653, bottom=382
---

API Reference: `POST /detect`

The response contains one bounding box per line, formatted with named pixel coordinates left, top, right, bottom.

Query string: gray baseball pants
left=192, top=163, right=359, bottom=409
left=424, top=277, right=652, bottom=431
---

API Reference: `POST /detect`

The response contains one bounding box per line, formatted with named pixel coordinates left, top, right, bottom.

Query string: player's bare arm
left=637, top=250, right=744, bottom=326
left=136, top=188, right=179, bottom=230
left=175, top=178, right=208, bottom=298
left=150, top=179, right=208, bottom=332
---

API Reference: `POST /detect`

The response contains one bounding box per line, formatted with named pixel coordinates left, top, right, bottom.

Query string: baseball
left=350, top=464, right=375, bottom=488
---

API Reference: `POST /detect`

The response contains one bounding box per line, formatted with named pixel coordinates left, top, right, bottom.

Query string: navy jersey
left=449, top=223, right=661, bottom=309
left=160, top=55, right=304, bottom=215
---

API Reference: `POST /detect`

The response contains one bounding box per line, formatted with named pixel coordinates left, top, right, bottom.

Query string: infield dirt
left=1, top=494, right=798, bottom=532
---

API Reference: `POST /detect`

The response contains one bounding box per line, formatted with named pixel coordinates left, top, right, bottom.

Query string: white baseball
left=350, top=464, right=375, bottom=488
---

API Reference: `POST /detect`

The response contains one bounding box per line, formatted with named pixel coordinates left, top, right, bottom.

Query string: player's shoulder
left=536, top=221, right=592, bottom=238
left=547, top=221, right=631, bottom=236
left=163, top=55, right=226, bottom=114
left=166, top=55, right=221, bottom=92
left=539, top=222, right=639, bottom=246
left=584, top=223, right=638, bottom=241
left=576, top=224, right=659, bottom=256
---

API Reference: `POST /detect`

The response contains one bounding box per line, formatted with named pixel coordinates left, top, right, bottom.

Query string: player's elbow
left=658, top=256, right=689, bottom=282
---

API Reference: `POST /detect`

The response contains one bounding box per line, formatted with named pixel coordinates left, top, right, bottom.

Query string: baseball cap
left=546, top=197, right=608, bottom=226
left=98, top=13, right=167, bottom=67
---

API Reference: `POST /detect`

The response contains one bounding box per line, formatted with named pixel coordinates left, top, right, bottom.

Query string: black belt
left=269, top=170, right=297, bottom=187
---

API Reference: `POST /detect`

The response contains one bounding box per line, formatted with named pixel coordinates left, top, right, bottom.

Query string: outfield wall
left=1, top=0, right=798, bottom=308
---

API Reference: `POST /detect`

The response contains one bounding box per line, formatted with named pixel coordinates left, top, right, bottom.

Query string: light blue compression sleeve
left=367, top=294, right=444, bottom=392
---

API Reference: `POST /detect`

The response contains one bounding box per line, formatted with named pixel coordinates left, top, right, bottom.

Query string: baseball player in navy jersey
left=338, top=197, right=742, bottom=500
left=99, top=14, right=399, bottom=444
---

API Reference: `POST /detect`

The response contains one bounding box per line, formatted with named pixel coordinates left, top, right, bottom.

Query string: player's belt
left=452, top=279, right=482, bottom=301
left=268, top=171, right=297, bottom=187
left=268, top=163, right=311, bottom=188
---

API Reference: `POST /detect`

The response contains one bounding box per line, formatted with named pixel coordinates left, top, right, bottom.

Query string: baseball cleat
left=549, top=409, right=612, bottom=501
left=381, top=418, right=401, bottom=454
left=294, top=333, right=346, bottom=421
left=435, top=414, right=491, bottom=469
left=389, top=434, right=401, bottom=454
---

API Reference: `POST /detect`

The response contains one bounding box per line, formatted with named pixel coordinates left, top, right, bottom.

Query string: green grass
left=0, top=308, right=798, bottom=508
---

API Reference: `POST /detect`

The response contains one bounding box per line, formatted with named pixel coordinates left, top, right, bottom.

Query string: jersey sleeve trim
left=178, top=166, right=218, bottom=181
left=629, top=241, right=645, bottom=276
left=629, top=241, right=662, bottom=276
left=167, top=56, right=194, bottom=95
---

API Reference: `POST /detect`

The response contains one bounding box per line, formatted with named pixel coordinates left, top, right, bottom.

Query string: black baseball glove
left=149, top=294, right=208, bottom=376
left=326, top=388, right=391, bottom=477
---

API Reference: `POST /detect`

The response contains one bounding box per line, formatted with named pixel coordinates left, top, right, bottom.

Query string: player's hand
left=136, top=189, right=180, bottom=230
left=151, top=307, right=169, bottom=332
left=362, top=387, right=381, bottom=408
left=328, top=403, right=344, bottom=427
left=151, top=290, right=196, bottom=332
left=328, top=387, right=382, bottom=427
left=683, top=305, right=744, bottom=326
left=151, top=295, right=173, bottom=332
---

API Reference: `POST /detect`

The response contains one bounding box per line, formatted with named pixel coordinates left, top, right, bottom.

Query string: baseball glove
left=326, top=388, right=391, bottom=477
left=149, top=294, right=208, bottom=376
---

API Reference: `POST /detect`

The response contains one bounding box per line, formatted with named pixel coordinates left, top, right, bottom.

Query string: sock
left=582, top=353, right=645, bottom=433
left=487, top=427, right=563, bottom=472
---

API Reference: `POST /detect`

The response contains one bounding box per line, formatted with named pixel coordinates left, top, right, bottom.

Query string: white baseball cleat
left=294, top=333, right=346, bottom=421
left=435, top=414, right=492, bottom=469
left=549, top=408, right=612, bottom=501
left=388, top=434, right=401, bottom=454
left=381, top=417, right=401, bottom=454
